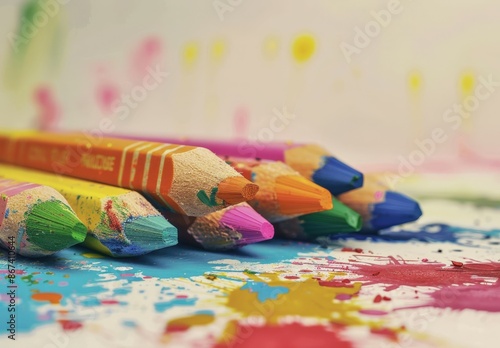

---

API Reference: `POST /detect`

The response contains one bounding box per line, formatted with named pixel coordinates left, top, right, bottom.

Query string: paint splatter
left=225, top=273, right=363, bottom=325
left=131, top=36, right=162, bottom=81
left=32, top=292, right=63, bottom=304
left=96, top=83, right=119, bottom=114
left=292, top=34, right=316, bottom=63
left=217, top=322, right=354, bottom=348
left=347, top=261, right=500, bottom=290
left=211, top=39, right=227, bottom=63
left=263, top=36, right=279, bottom=60
left=182, top=42, right=199, bottom=68
left=428, top=282, right=500, bottom=312
left=34, top=86, right=60, bottom=131
left=164, top=313, right=214, bottom=333
left=408, top=70, right=423, bottom=94
left=233, top=106, right=249, bottom=139
left=59, top=320, right=83, bottom=332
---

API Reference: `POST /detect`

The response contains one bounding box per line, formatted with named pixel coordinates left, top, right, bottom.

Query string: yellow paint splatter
left=225, top=273, right=364, bottom=325
left=408, top=71, right=423, bottom=94
left=82, top=252, right=105, bottom=259
left=263, top=36, right=280, bottom=60
left=166, top=313, right=214, bottom=331
left=460, top=72, right=475, bottom=96
left=211, top=39, right=227, bottom=63
left=182, top=42, right=199, bottom=67
left=292, top=34, right=316, bottom=63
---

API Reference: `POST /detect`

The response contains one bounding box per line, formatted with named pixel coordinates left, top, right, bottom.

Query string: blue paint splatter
left=240, top=281, right=289, bottom=302
left=4, top=208, right=9, bottom=219
left=154, top=298, right=196, bottom=313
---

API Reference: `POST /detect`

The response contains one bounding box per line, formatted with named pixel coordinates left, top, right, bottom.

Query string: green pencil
left=0, top=178, right=87, bottom=257
left=273, top=198, right=362, bottom=240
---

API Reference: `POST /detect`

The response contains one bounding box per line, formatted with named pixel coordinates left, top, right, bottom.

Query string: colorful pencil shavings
left=0, top=131, right=259, bottom=216
left=163, top=203, right=274, bottom=251
left=0, top=164, right=178, bottom=257
left=0, top=178, right=87, bottom=257
left=222, top=157, right=332, bottom=222
left=338, top=174, right=423, bottom=230
left=120, top=136, right=364, bottom=195
left=274, top=198, right=362, bottom=241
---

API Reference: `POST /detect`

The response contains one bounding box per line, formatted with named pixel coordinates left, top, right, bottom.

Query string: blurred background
left=1, top=0, right=499, bottom=168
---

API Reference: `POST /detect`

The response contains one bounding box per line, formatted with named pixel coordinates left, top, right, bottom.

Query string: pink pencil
left=162, top=203, right=274, bottom=251
left=119, top=135, right=363, bottom=196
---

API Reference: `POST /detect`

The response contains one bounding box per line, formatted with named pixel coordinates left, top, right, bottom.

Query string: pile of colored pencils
left=0, top=131, right=422, bottom=257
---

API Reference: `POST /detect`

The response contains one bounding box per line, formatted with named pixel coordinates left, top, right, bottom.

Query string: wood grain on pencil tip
left=0, top=164, right=178, bottom=257
left=0, top=178, right=87, bottom=257
left=164, top=203, right=274, bottom=251
left=0, top=131, right=258, bottom=216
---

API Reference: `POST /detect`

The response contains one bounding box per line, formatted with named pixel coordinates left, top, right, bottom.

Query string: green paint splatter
left=25, top=200, right=87, bottom=252
left=197, top=187, right=220, bottom=207
left=21, top=274, right=38, bottom=286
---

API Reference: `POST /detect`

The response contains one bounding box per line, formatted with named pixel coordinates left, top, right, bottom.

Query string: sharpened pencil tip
left=220, top=204, right=275, bottom=245
left=217, top=176, right=259, bottom=204
left=25, top=200, right=87, bottom=253
left=312, top=157, right=364, bottom=195
left=369, top=191, right=423, bottom=230
left=274, top=175, right=333, bottom=216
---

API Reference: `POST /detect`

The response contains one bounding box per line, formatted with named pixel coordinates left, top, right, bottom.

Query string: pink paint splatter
left=131, top=36, right=162, bottom=82
left=34, top=86, right=60, bottom=131
left=428, top=282, right=500, bottom=312
left=233, top=106, right=249, bottom=139
left=96, top=83, right=119, bottom=114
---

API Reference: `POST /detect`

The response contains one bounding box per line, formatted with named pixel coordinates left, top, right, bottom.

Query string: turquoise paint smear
left=240, top=281, right=289, bottom=302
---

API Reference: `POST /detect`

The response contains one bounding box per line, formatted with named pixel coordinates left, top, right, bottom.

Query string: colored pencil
left=338, top=174, right=423, bottom=230
left=0, top=131, right=258, bottom=216
left=0, top=178, right=87, bottom=258
left=164, top=203, right=274, bottom=251
left=0, top=164, right=177, bottom=257
left=222, top=157, right=332, bottom=222
left=119, top=135, right=363, bottom=195
left=274, top=198, right=362, bottom=240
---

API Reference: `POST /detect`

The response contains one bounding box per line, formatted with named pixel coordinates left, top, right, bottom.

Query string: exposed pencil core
left=275, top=175, right=333, bottom=215
left=25, top=200, right=87, bottom=252
left=217, top=176, right=259, bottom=204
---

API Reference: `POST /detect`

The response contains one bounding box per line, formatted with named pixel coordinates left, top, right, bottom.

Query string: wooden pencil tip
left=217, top=176, right=259, bottom=204
left=275, top=175, right=333, bottom=216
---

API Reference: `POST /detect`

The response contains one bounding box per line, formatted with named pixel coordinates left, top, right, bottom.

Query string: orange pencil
left=0, top=131, right=258, bottom=216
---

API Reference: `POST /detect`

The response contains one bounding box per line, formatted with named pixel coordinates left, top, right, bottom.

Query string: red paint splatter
left=176, top=294, right=188, bottom=299
left=284, top=275, right=300, bottom=280
left=165, top=324, right=189, bottom=333
left=59, top=320, right=83, bottom=332
left=31, top=292, right=63, bottom=304
left=131, top=36, right=162, bottom=82
left=34, top=86, right=60, bottom=131
left=452, top=261, right=464, bottom=267
left=233, top=106, right=249, bottom=139
left=105, top=200, right=122, bottom=232
left=359, top=309, right=388, bottom=316
left=422, top=258, right=428, bottom=262
left=216, top=322, right=353, bottom=348
left=101, top=299, right=120, bottom=305
left=350, top=262, right=500, bottom=290
left=336, top=294, right=352, bottom=301
left=371, top=327, right=399, bottom=342
left=121, top=273, right=134, bottom=277
left=318, top=280, right=355, bottom=289
left=341, top=247, right=363, bottom=253
left=373, top=295, right=382, bottom=303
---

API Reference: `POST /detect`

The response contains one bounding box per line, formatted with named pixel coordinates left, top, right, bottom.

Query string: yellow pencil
left=0, top=164, right=178, bottom=257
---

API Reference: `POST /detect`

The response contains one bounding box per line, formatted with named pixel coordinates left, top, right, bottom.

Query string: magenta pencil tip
left=220, top=204, right=275, bottom=245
